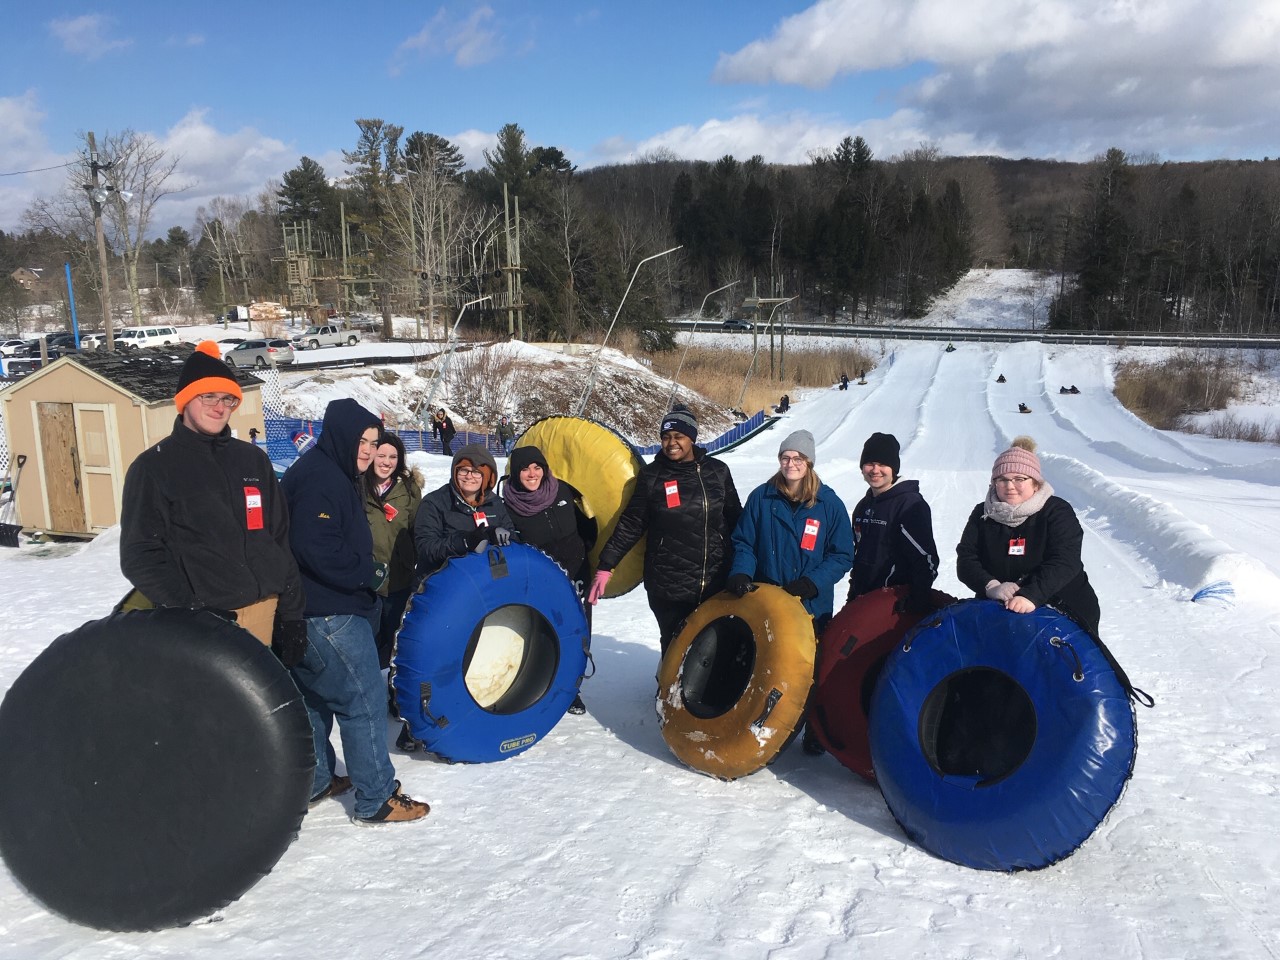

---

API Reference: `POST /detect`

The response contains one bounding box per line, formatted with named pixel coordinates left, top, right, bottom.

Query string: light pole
left=423, top=295, right=492, bottom=420
left=736, top=296, right=796, bottom=410
left=666, top=279, right=739, bottom=411
left=576, top=245, right=681, bottom=417
left=83, top=132, right=132, bottom=352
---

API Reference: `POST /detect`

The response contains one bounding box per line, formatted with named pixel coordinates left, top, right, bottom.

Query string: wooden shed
left=0, top=346, right=265, bottom=537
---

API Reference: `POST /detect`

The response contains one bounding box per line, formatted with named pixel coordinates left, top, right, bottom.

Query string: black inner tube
left=680, top=616, right=756, bottom=720
left=918, top=667, right=1037, bottom=786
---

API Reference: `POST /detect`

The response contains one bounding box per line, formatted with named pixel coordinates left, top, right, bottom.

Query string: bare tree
left=23, top=129, right=184, bottom=328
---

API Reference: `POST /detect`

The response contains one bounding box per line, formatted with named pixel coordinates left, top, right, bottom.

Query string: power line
left=0, top=159, right=80, bottom=178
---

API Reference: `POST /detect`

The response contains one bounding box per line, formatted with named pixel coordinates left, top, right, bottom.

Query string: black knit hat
left=175, top=341, right=242, bottom=414
left=860, top=432, right=901, bottom=476
left=660, top=404, right=698, bottom=442
left=509, top=444, right=549, bottom=477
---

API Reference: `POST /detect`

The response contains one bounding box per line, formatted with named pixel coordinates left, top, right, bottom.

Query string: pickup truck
left=292, top=324, right=360, bottom=350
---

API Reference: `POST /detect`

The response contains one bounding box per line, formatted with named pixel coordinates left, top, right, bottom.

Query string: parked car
left=79, top=333, right=106, bottom=350
left=722, top=318, right=754, bottom=331
left=114, top=325, right=179, bottom=350
left=292, top=324, right=359, bottom=349
left=0, top=339, right=26, bottom=357
left=224, top=338, right=295, bottom=368
left=18, top=338, right=65, bottom=359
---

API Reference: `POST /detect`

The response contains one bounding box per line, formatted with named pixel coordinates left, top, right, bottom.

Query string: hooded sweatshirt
left=414, top=443, right=517, bottom=574
left=281, top=398, right=382, bottom=618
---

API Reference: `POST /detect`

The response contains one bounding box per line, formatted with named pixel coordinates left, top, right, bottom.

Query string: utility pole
left=86, top=132, right=115, bottom=350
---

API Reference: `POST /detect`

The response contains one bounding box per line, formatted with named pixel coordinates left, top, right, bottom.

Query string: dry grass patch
left=1113, top=352, right=1247, bottom=431
left=649, top=342, right=876, bottom=414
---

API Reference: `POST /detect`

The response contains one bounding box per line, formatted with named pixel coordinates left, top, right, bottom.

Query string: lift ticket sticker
left=244, top=487, right=264, bottom=531
left=801, top=518, right=820, bottom=551
left=664, top=480, right=681, bottom=508
left=383, top=503, right=398, bottom=522
left=1008, top=537, right=1026, bottom=556
left=473, top=511, right=489, bottom=528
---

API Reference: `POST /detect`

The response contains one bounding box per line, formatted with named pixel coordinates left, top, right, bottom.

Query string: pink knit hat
left=991, top=437, right=1042, bottom=482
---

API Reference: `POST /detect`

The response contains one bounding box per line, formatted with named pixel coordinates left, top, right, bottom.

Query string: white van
left=115, top=325, right=180, bottom=350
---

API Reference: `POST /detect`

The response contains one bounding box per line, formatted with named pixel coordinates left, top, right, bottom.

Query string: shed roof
left=60, top=344, right=262, bottom=404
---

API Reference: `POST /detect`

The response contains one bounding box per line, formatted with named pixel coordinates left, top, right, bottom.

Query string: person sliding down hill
left=846, top=432, right=940, bottom=613
left=996, top=374, right=1006, bottom=383
left=1018, top=403, right=1031, bottom=413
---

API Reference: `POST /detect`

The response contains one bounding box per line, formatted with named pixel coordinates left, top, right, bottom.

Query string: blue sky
left=2, top=0, right=1278, bottom=234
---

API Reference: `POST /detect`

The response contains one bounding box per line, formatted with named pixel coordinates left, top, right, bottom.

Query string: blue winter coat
left=729, top=480, right=854, bottom=620
left=281, top=399, right=382, bottom=618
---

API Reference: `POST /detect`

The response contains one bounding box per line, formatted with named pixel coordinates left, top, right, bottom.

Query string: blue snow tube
left=869, top=600, right=1137, bottom=871
left=393, top=543, right=589, bottom=763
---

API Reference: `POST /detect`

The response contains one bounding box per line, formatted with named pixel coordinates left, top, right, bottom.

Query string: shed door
left=73, top=404, right=122, bottom=530
left=37, top=402, right=88, bottom=533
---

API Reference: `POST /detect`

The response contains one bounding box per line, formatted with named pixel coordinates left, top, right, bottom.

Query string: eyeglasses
left=456, top=466, right=483, bottom=477
left=779, top=455, right=808, bottom=465
left=994, top=475, right=1033, bottom=485
left=195, top=393, right=240, bottom=410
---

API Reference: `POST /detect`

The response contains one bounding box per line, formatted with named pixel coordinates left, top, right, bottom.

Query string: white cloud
left=48, top=14, right=132, bottom=59
left=393, top=6, right=502, bottom=73
left=713, top=0, right=1280, bottom=159
left=166, top=33, right=205, bottom=47
left=0, top=92, right=78, bottom=231
left=150, top=110, right=297, bottom=229
left=584, top=110, right=1002, bottom=168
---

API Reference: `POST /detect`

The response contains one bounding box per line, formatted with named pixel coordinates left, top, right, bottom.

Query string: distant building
left=10, top=267, right=44, bottom=291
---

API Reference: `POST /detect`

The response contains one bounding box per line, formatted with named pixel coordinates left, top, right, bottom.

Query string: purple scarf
left=504, top=470, right=560, bottom=517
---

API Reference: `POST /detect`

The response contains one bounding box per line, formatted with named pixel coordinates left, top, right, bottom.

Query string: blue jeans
left=291, top=614, right=398, bottom=819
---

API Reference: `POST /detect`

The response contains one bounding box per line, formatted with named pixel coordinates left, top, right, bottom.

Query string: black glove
left=272, top=619, right=309, bottom=668
left=464, top=527, right=489, bottom=551
left=491, top=526, right=512, bottom=546
left=783, top=577, right=818, bottom=600
left=725, top=573, right=755, bottom=598
left=894, top=589, right=937, bottom=615
left=367, top=562, right=389, bottom=591
left=200, top=607, right=238, bottom=623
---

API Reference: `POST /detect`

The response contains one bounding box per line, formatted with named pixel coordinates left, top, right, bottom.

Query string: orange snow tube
left=658, top=584, right=816, bottom=780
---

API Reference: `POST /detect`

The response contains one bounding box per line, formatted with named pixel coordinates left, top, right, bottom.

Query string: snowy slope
left=2, top=339, right=1280, bottom=959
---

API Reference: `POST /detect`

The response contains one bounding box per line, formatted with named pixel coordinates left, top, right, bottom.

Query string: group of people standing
left=585, top=405, right=1103, bottom=754
left=119, top=342, right=1103, bottom=825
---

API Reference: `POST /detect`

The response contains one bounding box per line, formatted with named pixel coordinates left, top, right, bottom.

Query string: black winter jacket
left=848, top=479, right=939, bottom=601
left=503, top=480, right=597, bottom=593
left=280, top=399, right=382, bottom=619
left=597, top=449, right=741, bottom=605
left=956, top=495, right=1100, bottom=636
left=414, top=482, right=518, bottom=574
left=120, top=418, right=304, bottom=620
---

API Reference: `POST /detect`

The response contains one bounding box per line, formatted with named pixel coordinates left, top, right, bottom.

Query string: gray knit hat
left=778, top=429, right=816, bottom=465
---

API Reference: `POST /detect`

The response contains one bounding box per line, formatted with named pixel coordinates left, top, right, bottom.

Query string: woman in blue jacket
left=725, top=429, right=853, bottom=754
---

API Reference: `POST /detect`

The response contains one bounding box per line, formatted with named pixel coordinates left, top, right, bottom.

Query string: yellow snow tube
left=657, top=584, right=817, bottom=780
left=514, top=415, right=645, bottom=598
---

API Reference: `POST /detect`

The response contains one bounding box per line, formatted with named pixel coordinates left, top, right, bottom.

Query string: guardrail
left=669, top=320, right=1280, bottom=350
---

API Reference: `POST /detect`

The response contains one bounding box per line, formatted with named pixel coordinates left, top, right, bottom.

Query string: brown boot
left=353, top=791, right=430, bottom=825
left=308, top=774, right=354, bottom=807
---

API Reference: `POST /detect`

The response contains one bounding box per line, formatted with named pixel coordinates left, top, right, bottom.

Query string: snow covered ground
left=2, top=329, right=1280, bottom=958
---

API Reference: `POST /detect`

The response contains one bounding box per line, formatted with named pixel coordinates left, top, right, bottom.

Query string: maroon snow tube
left=810, top=585, right=957, bottom=781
